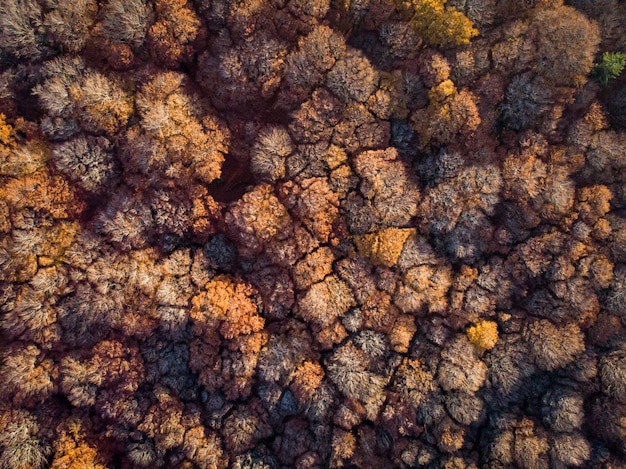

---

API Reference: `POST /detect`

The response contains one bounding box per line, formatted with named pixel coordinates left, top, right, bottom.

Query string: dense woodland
left=1, top=0, right=626, bottom=467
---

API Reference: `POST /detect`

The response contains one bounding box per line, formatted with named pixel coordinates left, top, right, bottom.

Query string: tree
left=437, top=335, right=487, bottom=393
left=51, top=136, right=118, bottom=193
left=502, top=153, right=548, bottom=204
left=395, top=0, right=478, bottom=48
left=511, top=418, right=550, bottom=469
left=600, top=350, right=626, bottom=402
left=524, top=320, right=585, bottom=371
left=250, top=127, right=292, bottom=183
left=197, top=30, right=287, bottom=112
left=529, top=5, right=601, bottom=86
left=326, top=49, right=380, bottom=103
left=394, top=262, right=452, bottom=315
left=147, top=0, right=203, bottom=67
left=279, top=177, right=339, bottom=243
left=70, top=71, right=133, bottom=136
left=224, top=184, right=292, bottom=258
left=590, top=396, right=626, bottom=456
left=221, top=402, right=273, bottom=454
left=44, top=0, right=98, bottom=53
left=191, top=275, right=264, bottom=341
left=288, top=88, right=344, bottom=145
left=93, top=189, right=153, bottom=250
left=290, top=361, right=324, bottom=403
left=388, top=314, right=417, bottom=353
left=411, top=81, right=480, bottom=148
left=279, top=24, right=347, bottom=110
left=330, top=428, right=355, bottom=467
left=138, top=385, right=185, bottom=452
left=392, top=357, right=435, bottom=408
left=325, top=342, right=387, bottom=406
left=445, top=391, right=484, bottom=426
left=540, top=387, right=584, bottom=433
left=183, top=426, right=228, bottom=469
left=354, top=228, right=415, bottom=268
left=96, top=0, right=154, bottom=50
left=189, top=275, right=267, bottom=400
left=0, top=409, right=48, bottom=469
left=247, top=264, right=295, bottom=320
left=0, top=343, right=56, bottom=407
left=593, top=51, right=626, bottom=86
left=418, top=165, right=501, bottom=263
left=288, top=0, right=330, bottom=20
left=293, top=247, right=334, bottom=291
left=0, top=0, right=48, bottom=60
left=34, top=58, right=133, bottom=137
left=379, top=21, right=421, bottom=60
left=550, top=433, right=591, bottom=468
left=347, top=147, right=420, bottom=234
left=297, top=275, right=355, bottom=348
left=499, top=74, right=554, bottom=131
left=50, top=417, right=108, bottom=469
left=336, top=256, right=379, bottom=305
left=127, top=71, right=228, bottom=186
left=59, top=340, right=145, bottom=424
left=466, top=320, right=498, bottom=352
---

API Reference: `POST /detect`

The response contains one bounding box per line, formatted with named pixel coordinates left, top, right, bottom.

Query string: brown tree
left=529, top=5, right=601, bottom=86
left=147, top=0, right=203, bottom=67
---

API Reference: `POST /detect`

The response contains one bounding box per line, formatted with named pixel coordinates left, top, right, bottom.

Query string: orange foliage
left=129, top=72, right=229, bottom=186
left=147, top=0, right=202, bottom=67
left=354, top=227, right=415, bottom=267
left=298, top=275, right=355, bottom=348
left=50, top=419, right=107, bottom=469
left=190, top=186, right=222, bottom=243
left=331, top=429, right=356, bottom=467
left=138, top=386, right=185, bottom=450
left=182, top=426, right=228, bottom=469
left=189, top=275, right=267, bottom=399
left=0, top=131, right=83, bottom=283
left=389, top=314, right=416, bottom=353
left=279, top=177, right=340, bottom=243
left=0, top=114, right=12, bottom=145
left=293, top=247, right=335, bottom=291
left=2, top=171, right=83, bottom=222
left=191, top=275, right=264, bottom=340
left=1, top=0, right=625, bottom=467
left=225, top=183, right=292, bottom=258
left=68, top=71, right=133, bottom=135
left=290, top=361, right=324, bottom=402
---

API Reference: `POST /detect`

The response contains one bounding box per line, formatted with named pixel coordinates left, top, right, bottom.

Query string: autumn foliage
left=1, top=0, right=626, bottom=467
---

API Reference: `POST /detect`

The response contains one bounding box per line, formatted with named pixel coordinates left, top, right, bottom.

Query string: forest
left=1, top=0, right=626, bottom=467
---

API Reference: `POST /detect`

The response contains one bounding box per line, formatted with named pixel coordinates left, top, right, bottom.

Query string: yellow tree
left=354, top=228, right=415, bottom=268
left=395, top=0, right=478, bottom=47
left=466, top=320, right=499, bottom=352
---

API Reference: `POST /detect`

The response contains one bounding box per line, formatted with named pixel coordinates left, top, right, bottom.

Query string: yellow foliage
left=466, top=320, right=499, bottom=351
left=396, top=0, right=478, bottom=47
left=428, top=79, right=456, bottom=103
left=51, top=419, right=108, bottom=469
left=354, top=227, right=415, bottom=267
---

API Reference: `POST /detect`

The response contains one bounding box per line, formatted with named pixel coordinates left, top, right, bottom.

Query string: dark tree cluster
left=1, top=0, right=626, bottom=467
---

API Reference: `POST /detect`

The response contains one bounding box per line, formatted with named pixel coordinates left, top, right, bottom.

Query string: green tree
left=593, top=52, right=626, bottom=86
